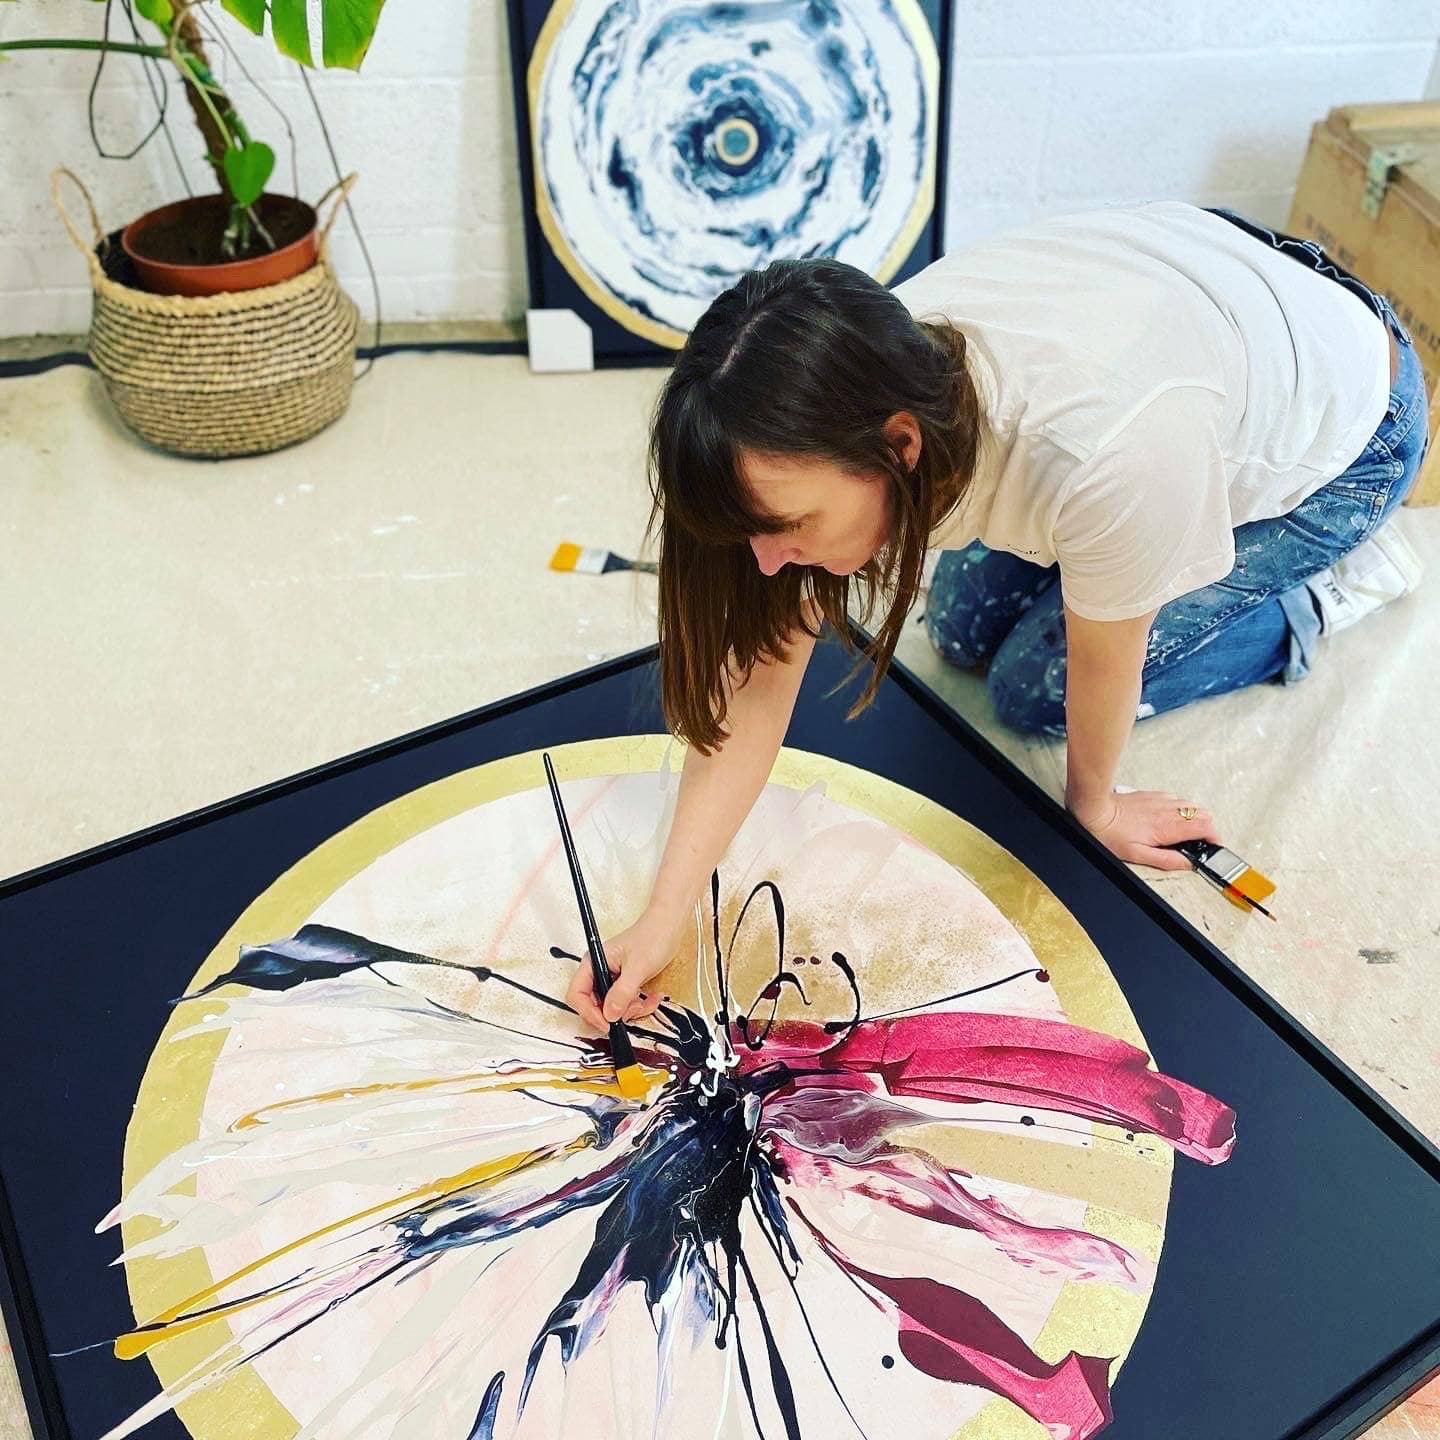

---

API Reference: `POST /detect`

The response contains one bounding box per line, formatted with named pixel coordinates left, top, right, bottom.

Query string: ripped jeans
left=925, top=332, right=1428, bottom=737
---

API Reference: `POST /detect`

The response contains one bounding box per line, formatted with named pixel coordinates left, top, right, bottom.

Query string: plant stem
left=7, top=10, right=278, bottom=259
left=0, top=39, right=169, bottom=57
left=170, top=7, right=276, bottom=257
left=170, top=9, right=235, bottom=191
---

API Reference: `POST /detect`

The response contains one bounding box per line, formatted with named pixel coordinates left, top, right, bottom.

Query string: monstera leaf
left=220, top=0, right=389, bottom=70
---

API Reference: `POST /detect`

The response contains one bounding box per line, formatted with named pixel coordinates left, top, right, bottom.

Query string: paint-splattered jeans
left=926, top=332, right=1428, bottom=737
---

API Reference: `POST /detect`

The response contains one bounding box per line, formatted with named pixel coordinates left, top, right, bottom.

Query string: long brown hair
left=649, top=257, right=982, bottom=751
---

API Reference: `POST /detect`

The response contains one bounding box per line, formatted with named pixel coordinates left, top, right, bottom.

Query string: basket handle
left=51, top=167, right=108, bottom=281
left=314, top=173, right=359, bottom=253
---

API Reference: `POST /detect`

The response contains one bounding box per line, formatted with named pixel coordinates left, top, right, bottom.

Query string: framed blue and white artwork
left=507, top=0, right=952, bottom=363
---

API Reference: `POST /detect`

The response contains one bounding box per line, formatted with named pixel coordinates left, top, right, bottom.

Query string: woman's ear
left=884, top=411, right=922, bottom=471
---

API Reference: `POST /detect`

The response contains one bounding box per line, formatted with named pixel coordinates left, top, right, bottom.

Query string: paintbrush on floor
left=549, top=541, right=658, bottom=576
left=1170, top=839, right=1278, bottom=921
left=542, top=752, right=652, bottom=1099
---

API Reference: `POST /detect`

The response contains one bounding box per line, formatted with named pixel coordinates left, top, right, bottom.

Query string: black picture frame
left=3, top=636, right=1439, bottom=1440
left=504, top=0, right=953, bottom=366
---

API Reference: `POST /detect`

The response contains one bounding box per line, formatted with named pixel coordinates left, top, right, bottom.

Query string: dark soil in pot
left=129, top=193, right=312, bottom=266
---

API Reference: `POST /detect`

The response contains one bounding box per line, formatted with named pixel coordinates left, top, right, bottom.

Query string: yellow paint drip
left=114, top=1133, right=592, bottom=1360
left=231, top=1064, right=634, bottom=1131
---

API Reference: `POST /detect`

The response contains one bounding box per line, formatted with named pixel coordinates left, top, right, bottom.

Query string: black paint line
left=737, top=1245, right=803, bottom=1440
left=840, top=968, right=1047, bottom=1028
left=745, top=1192, right=871, bottom=1439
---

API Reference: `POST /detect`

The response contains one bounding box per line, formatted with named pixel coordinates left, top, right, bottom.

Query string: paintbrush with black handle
left=1168, top=838, right=1278, bottom=921
left=542, top=752, right=650, bottom=1098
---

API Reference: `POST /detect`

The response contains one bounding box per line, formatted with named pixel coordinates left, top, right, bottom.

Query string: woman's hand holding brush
left=566, top=914, right=674, bottom=1031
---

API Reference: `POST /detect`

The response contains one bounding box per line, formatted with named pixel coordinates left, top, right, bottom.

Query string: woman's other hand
left=1070, top=789, right=1222, bottom=870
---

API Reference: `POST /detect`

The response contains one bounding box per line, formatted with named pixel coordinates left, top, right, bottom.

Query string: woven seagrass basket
left=52, top=169, right=360, bottom=459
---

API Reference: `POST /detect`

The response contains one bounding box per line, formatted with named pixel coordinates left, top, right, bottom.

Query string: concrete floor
left=2, top=352, right=1438, bottom=1436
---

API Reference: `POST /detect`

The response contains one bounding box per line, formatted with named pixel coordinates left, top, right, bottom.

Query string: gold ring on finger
left=1177, top=805, right=1199, bottom=820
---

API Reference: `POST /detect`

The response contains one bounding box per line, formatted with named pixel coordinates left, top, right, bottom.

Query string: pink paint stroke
left=771, top=1137, right=1145, bottom=1290
left=791, top=1202, right=1114, bottom=1440
left=739, top=1012, right=1236, bottom=1164
left=632, top=991, right=1236, bottom=1437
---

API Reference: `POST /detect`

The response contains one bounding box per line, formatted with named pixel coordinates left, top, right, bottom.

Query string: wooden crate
left=1287, top=101, right=1440, bottom=505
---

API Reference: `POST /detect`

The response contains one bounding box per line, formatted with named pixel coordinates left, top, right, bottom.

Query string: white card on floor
left=526, top=309, right=595, bottom=373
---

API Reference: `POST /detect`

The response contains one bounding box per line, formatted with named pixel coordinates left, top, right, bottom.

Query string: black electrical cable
left=120, top=0, right=191, bottom=194
left=297, top=64, right=383, bottom=379
left=87, top=0, right=168, bottom=163
left=0, top=339, right=532, bottom=382
left=200, top=9, right=300, bottom=196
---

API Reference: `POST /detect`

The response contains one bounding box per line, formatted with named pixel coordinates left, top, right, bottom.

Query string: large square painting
left=506, top=0, right=951, bottom=361
left=2, top=642, right=1439, bottom=1440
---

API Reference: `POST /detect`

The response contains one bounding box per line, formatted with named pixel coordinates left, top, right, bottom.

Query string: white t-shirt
left=894, top=201, right=1390, bottom=621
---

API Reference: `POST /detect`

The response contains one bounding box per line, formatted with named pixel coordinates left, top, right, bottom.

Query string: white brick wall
left=944, top=1, right=1439, bottom=247
left=1, top=0, right=1437, bottom=338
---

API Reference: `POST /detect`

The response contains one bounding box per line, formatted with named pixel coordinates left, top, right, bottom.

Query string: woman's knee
left=925, top=545, right=1054, bottom=672
left=925, top=550, right=990, bottom=669
left=987, top=650, right=1068, bottom=735
left=925, top=602, right=987, bottom=670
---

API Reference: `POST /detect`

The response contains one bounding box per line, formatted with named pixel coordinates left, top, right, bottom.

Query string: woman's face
left=740, top=414, right=921, bottom=578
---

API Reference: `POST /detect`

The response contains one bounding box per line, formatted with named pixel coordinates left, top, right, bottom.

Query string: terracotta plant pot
left=121, top=193, right=319, bottom=297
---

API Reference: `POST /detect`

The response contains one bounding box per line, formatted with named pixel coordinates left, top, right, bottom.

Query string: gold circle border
left=525, top=0, right=941, bottom=349
left=121, top=737, right=1173, bottom=1440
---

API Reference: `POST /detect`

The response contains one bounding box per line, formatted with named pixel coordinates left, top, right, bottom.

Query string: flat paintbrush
left=1170, top=839, right=1278, bottom=921
left=542, top=752, right=650, bottom=1099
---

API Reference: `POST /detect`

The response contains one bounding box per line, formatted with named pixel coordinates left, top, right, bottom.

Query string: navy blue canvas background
left=2, top=638, right=1438, bottom=1440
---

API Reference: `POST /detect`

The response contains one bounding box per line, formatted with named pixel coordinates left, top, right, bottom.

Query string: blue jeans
left=926, top=333, right=1428, bottom=737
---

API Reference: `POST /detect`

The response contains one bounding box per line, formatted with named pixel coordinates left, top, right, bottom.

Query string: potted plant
left=1, top=0, right=390, bottom=455
left=4, top=0, right=389, bottom=293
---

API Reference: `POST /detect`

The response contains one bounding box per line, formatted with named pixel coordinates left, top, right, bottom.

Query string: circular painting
left=526, top=0, right=942, bottom=347
left=103, top=739, right=1235, bottom=1440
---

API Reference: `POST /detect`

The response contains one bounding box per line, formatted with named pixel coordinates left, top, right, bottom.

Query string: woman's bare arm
left=568, top=622, right=818, bottom=1027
